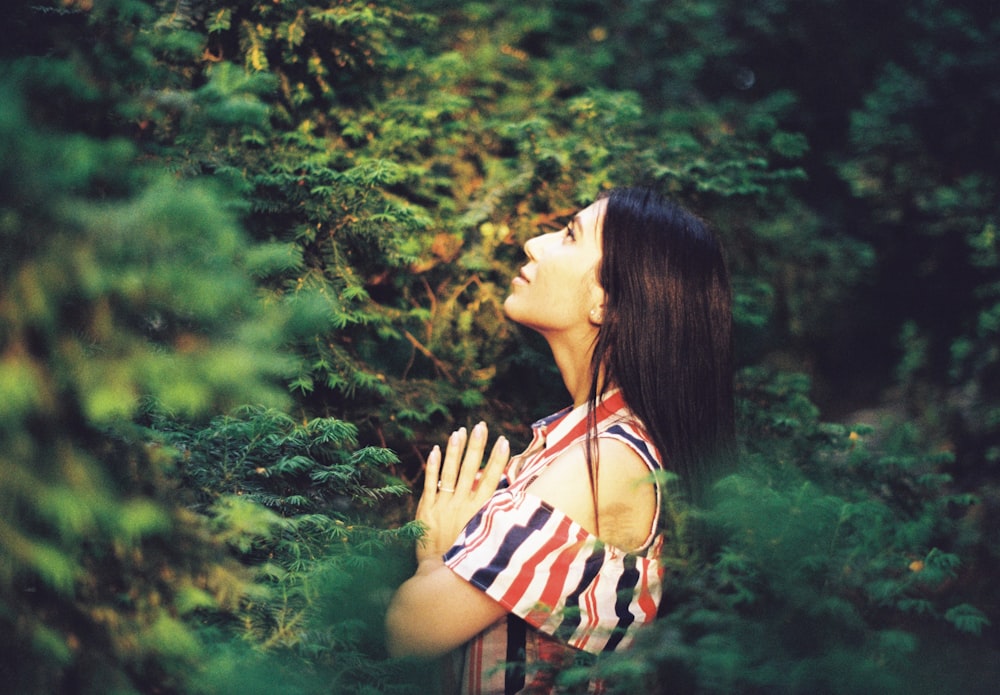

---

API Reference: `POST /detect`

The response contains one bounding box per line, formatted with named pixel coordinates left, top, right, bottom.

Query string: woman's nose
left=523, top=231, right=557, bottom=260
left=524, top=234, right=540, bottom=260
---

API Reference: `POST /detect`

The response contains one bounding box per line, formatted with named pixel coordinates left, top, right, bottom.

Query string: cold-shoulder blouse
left=443, top=389, right=665, bottom=694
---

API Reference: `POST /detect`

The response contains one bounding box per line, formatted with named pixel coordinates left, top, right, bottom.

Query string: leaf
left=897, top=598, right=935, bottom=615
left=349, top=446, right=400, bottom=467
left=116, top=499, right=172, bottom=541
left=243, top=22, right=270, bottom=72
left=944, top=604, right=991, bottom=635
left=284, top=13, right=308, bottom=48
left=877, top=629, right=918, bottom=656
left=175, top=585, right=218, bottom=615
left=273, top=455, right=317, bottom=475
left=207, top=8, right=232, bottom=33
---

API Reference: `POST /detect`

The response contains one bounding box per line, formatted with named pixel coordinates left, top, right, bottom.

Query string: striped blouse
left=443, top=389, right=664, bottom=694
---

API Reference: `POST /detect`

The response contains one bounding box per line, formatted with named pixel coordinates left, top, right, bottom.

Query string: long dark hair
left=587, top=186, right=735, bottom=507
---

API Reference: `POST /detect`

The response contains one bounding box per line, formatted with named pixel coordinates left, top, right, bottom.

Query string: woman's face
left=503, top=199, right=607, bottom=336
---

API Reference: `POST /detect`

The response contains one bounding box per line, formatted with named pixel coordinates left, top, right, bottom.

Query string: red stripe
left=522, top=536, right=589, bottom=627
left=576, top=573, right=604, bottom=650
left=536, top=540, right=585, bottom=611
left=452, top=390, right=666, bottom=674
left=518, top=390, right=630, bottom=480
left=474, top=635, right=484, bottom=695
left=596, top=389, right=627, bottom=418
left=539, top=416, right=588, bottom=461
left=499, top=512, right=581, bottom=610
left=636, top=559, right=660, bottom=622
left=448, top=493, right=515, bottom=566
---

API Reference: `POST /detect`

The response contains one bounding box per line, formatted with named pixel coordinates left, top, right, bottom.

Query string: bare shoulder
left=525, top=437, right=658, bottom=551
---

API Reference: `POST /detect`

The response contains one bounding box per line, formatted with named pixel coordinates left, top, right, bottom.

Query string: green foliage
left=0, top=64, right=295, bottom=694
left=167, top=407, right=408, bottom=512
left=588, top=368, right=990, bottom=694
left=124, top=0, right=824, bottom=459
left=1, top=15, right=426, bottom=683
left=5, top=0, right=1000, bottom=692
left=829, top=0, right=1000, bottom=485
left=147, top=405, right=428, bottom=694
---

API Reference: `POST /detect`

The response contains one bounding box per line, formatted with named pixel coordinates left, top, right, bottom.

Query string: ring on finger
left=438, top=482, right=456, bottom=493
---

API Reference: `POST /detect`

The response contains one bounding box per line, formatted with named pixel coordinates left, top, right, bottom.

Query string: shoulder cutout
left=524, top=437, right=658, bottom=552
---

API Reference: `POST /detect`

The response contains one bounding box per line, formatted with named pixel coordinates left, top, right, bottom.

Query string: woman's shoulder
left=597, top=417, right=662, bottom=471
left=523, top=437, right=659, bottom=553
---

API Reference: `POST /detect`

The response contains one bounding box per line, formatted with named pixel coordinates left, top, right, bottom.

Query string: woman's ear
left=589, top=304, right=605, bottom=325
left=588, top=278, right=607, bottom=325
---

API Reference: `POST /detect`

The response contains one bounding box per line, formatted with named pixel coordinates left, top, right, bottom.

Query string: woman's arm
left=385, top=423, right=509, bottom=658
left=385, top=425, right=657, bottom=657
left=385, top=557, right=506, bottom=658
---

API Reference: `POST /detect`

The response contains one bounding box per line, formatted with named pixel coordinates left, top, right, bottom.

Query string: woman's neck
left=544, top=329, right=603, bottom=407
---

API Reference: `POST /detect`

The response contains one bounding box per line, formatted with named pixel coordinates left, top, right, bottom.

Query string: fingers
left=455, top=422, right=489, bottom=492
left=437, top=427, right=466, bottom=493
left=422, top=445, right=441, bottom=498
left=430, top=422, right=508, bottom=497
left=475, top=435, right=509, bottom=502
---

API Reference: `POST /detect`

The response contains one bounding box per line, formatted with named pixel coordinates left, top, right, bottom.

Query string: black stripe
left=604, top=423, right=659, bottom=469
left=443, top=508, right=485, bottom=563
left=467, top=505, right=553, bottom=591
left=441, top=483, right=513, bottom=562
left=554, top=542, right=605, bottom=643
left=504, top=614, right=527, bottom=694
left=603, top=553, right=640, bottom=652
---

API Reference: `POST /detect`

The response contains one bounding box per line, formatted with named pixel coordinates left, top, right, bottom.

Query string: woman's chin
left=501, top=296, right=517, bottom=320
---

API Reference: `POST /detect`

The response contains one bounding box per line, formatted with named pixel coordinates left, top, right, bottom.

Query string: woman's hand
left=414, top=422, right=509, bottom=563
left=385, top=423, right=510, bottom=658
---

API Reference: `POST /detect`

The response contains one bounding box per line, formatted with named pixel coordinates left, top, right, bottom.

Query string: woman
left=386, top=187, right=734, bottom=693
